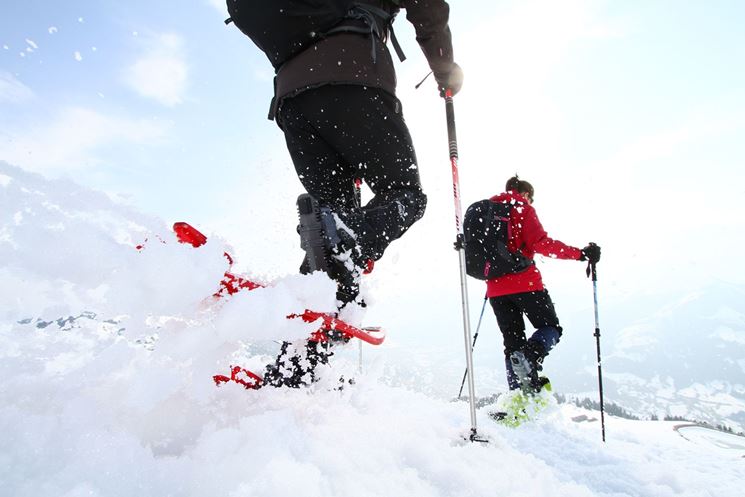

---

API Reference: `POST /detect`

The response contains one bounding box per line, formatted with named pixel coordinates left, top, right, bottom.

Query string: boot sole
left=297, top=194, right=332, bottom=274
left=510, top=351, right=537, bottom=394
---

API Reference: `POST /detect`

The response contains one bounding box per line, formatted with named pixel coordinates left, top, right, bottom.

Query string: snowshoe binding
left=262, top=319, right=356, bottom=389
left=262, top=338, right=335, bottom=388
left=488, top=382, right=553, bottom=427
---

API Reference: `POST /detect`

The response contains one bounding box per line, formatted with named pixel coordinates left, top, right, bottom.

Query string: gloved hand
left=435, top=62, right=463, bottom=96
left=580, top=243, right=601, bottom=264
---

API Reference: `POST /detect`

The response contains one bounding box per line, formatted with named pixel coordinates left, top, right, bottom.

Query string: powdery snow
left=1, top=161, right=743, bottom=496
left=1, top=316, right=743, bottom=497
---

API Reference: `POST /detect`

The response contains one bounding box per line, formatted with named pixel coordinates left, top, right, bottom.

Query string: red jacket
left=486, top=191, right=582, bottom=298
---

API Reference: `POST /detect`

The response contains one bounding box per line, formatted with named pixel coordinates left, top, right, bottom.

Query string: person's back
left=484, top=176, right=600, bottom=394
left=274, top=0, right=456, bottom=112
left=485, top=187, right=582, bottom=298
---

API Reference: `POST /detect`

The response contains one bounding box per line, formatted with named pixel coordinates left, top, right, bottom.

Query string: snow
left=1, top=160, right=744, bottom=496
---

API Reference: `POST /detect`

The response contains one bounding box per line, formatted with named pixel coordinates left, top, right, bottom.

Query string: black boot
left=296, top=193, right=368, bottom=306
left=508, top=349, right=549, bottom=395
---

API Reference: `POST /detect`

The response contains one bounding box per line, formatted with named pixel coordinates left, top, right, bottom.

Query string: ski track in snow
left=1, top=161, right=744, bottom=496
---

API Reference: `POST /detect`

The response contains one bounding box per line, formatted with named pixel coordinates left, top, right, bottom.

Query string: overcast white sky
left=2, top=0, right=744, bottom=339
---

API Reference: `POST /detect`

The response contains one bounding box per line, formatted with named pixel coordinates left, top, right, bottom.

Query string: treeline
left=555, top=394, right=744, bottom=436
left=656, top=414, right=744, bottom=436
left=554, top=393, right=640, bottom=420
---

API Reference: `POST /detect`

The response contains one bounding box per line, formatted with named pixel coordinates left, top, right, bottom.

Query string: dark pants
left=277, top=85, right=427, bottom=260
left=489, top=290, right=563, bottom=389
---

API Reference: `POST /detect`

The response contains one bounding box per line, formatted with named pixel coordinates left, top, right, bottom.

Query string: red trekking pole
left=443, top=89, right=483, bottom=443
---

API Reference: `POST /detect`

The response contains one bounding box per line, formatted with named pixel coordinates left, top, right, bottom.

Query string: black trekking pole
left=443, top=89, right=484, bottom=443
left=588, top=257, right=606, bottom=442
left=457, top=295, right=488, bottom=399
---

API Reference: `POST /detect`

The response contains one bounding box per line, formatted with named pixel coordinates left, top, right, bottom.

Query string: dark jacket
left=486, top=191, right=583, bottom=298
left=275, top=0, right=454, bottom=104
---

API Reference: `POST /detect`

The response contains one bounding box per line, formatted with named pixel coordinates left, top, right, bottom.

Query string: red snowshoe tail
left=173, top=222, right=208, bottom=247
left=213, top=365, right=264, bottom=389
left=290, top=310, right=386, bottom=346
left=219, top=272, right=264, bottom=296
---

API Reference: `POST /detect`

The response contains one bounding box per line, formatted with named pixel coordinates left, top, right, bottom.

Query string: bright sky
left=2, top=0, right=745, bottom=337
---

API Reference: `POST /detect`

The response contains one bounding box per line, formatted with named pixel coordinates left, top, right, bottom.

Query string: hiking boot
left=296, top=193, right=368, bottom=306
left=509, top=350, right=545, bottom=395
left=297, top=193, right=334, bottom=275
left=524, top=340, right=547, bottom=372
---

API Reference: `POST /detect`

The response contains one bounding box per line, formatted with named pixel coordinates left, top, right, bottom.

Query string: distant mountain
left=557, top=283, right=745, bottom=432
left=607, top=284, right=745, bottom=430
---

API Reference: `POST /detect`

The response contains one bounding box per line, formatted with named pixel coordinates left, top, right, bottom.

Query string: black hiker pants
left=489, top=290, right=563, bottom=356
left=277, top=85, right=427, bottom=260
left=490, top=290, right=564, bottom=389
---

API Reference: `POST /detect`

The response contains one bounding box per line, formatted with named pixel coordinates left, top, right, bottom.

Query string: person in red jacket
left=488, top=176, right=600, bottom=393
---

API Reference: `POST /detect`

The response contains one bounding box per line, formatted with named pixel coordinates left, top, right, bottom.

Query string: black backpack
left=225, top=0, right=401, bottom=71
left=463, top=199, right=533, bottom=280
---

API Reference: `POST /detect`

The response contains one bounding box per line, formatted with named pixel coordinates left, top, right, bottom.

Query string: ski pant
left=277, top=84, right=427, bottom=261
left=489, top=290, right=563, bottom=390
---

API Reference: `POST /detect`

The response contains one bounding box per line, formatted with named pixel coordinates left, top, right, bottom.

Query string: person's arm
left=402, top=0, right=461, bottom=92
left=520, top=205, right=583, bottom=260
left=402, top=0, right=453, bottom=74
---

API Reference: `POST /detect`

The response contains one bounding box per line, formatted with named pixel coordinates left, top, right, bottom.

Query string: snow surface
left=2, top=161, right=744, bottom=496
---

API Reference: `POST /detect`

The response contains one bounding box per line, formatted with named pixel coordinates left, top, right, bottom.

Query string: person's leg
left=279, top=85, right=426, bottom=261
left=518, top=290, right=562, bottom=365
left=279, top=88, right=357, bottom=210
left=489, top=295, right=527, bottom=390
left=279, top=87, right=364, bottom=303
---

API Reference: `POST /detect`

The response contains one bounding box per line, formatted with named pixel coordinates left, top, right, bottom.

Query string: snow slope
left=1, top=161, right=743, bottom=496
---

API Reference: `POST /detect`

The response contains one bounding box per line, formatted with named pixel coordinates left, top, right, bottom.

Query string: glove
left=434, top=62, right=464, bottom=96
left=580, top=243, right=601, bottom=264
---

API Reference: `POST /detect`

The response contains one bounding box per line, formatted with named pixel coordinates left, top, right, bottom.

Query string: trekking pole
left=443, top=89, right=483, bottom=443
left=354, top=178, right=364, bottom=373
left=457, top=295, right=488, bottom=399
left=588, top=257, right=606, bottom=442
